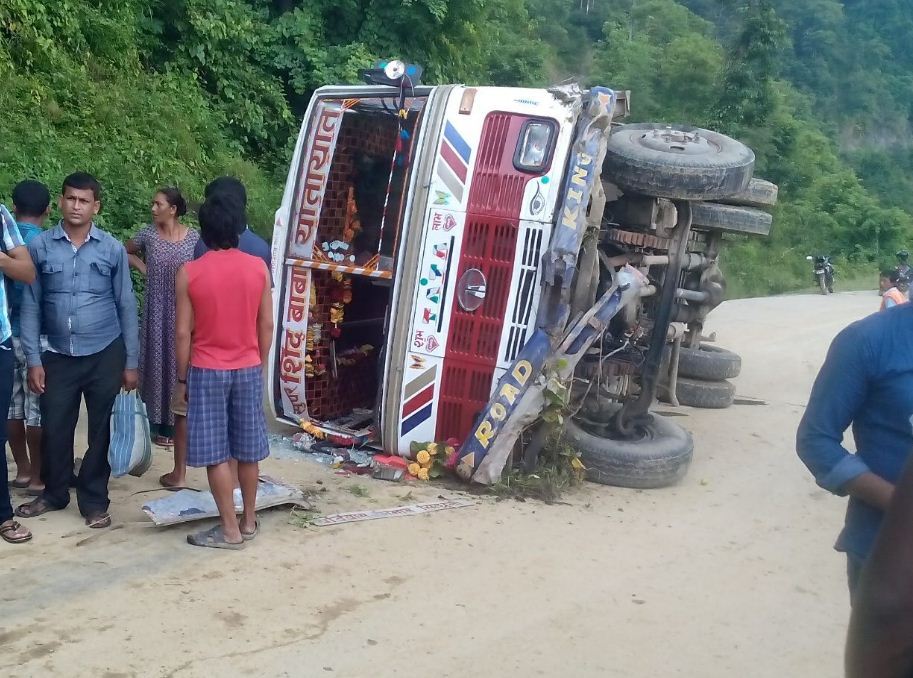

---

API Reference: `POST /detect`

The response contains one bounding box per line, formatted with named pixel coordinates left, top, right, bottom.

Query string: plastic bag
left=108, top=390, right=152, bottom=478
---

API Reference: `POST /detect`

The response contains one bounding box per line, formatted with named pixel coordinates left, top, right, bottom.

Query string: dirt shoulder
left=0, top=292, right=875, bottom=677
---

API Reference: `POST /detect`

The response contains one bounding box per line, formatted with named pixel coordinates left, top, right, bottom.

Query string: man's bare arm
left=847, top=454, right=913, bottom=677
left=0, top=245, right=35, bottom=284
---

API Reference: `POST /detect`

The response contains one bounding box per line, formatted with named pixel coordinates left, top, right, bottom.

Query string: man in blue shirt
left=6, top=180, right=50, bottom=497
left=15, top=172, right=139, bottom=529
left=192, top=177, right=272, bottom=273
left=796, top=303, right=913, bottom=596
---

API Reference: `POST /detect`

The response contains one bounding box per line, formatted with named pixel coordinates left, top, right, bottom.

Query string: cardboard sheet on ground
left=141, top=476, right=309, bottom=526
left=312, top=498, right=474, bottom=527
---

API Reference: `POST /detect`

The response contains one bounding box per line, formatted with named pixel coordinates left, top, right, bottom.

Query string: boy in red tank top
left=175, top=192, right=273, bottom=549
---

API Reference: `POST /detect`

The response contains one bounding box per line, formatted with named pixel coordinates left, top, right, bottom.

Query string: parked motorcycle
left=806, top=255, right=835, bottom=295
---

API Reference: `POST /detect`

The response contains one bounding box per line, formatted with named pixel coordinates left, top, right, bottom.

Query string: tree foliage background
left=1, top=0, right=911, bottom=295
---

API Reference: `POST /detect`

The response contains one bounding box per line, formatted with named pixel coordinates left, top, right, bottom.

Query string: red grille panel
left=437, top=361, right=498, bottom=443
left=437, top=110, right=547, bottom=442
left=467, top=113, right=529, bottom=218
left=445, top=216, right=518, bottom=362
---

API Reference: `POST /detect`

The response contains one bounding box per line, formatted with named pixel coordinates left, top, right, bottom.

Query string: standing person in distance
left=16, top=172, right=139, bottom=529
left=6, top=180, right=51, bottom=496
left=879, top=269, right=908, bottom=311
left=125, top=188, right=199, bottom=471
left=176, top=191, right=272, bottom=549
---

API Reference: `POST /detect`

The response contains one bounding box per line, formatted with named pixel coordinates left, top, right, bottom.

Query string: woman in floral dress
left=127, top=188, right=198, bottom=454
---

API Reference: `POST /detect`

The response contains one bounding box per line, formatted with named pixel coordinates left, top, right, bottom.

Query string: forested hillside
left=1, top=1, right=911, bottom=295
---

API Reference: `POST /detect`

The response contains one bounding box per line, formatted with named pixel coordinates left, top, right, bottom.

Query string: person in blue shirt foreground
left=796, top=302, right=913, bottom=598
left=6, top=180, right=50, bottom=496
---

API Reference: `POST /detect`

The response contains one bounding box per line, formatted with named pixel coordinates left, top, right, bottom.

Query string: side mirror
left=806, top=256, right=813, bottom=261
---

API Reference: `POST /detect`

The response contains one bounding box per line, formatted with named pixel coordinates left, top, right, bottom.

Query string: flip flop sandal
left=0, top=520, right=32, bottom=544
left=26, top=487, right=44, bottom=497
left=153, top=436, right=174, bottom=448
left=85, top=512, right=112, bottom=529
left=10, top=478, right=30, bottom=489
left=241, top=519, right=260, bottom=542
left=14, top=497, right=58, bottom=519
left=187, top=525, right=245, bottom=550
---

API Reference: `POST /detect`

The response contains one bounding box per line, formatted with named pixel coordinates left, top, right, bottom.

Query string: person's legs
left=229, top=458, right=240, bottom=489
left=0, top=342, right=19, bottom=523
left=77, top=338, right=125, bottom=519
left=237, top=461, right=259, bottom=535
left=160, top=388, right=187, bottom=487
left=186, top=367, right=238, bottom=546
left=7, top=419, right=29, bottom=484
left=33, top=351, right=81, bottom=510
left=25, top=425, right=42, bottom=493
left=206, top=461, right=242, bottom=543
left=160, top=415, right=187, bottom=486
left=7, top=336, right=30, bottom=483
left=229, top=366, right=269, bottom=536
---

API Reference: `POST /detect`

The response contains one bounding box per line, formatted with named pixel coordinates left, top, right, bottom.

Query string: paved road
left=0, top=291, right=876, bottom=677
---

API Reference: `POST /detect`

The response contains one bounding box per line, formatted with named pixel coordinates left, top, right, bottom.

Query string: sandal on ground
left=0, top=520, right=32, bottom=544
left=9, top=478, right=30, bottom=489
left=187, top=525, right=244, bottom=550
left=26, top=486, right=44, bottom=497
left=241, top=519, right=260, bottom=542
left=153, top=436, right=174, bottom=448
left=14, top=497, right=58, bottom=519
left=84, top=512, right=112, bottom=529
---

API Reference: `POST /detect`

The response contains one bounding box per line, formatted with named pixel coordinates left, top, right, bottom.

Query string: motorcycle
left=806, top=255, right=835, bottom=295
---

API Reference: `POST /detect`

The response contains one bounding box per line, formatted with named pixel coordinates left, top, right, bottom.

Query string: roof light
left=384, top=60, right=406, bottom=80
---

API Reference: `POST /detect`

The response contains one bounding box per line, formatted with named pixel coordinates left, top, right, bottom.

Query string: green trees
left=0, top=1, right=910, bottom=296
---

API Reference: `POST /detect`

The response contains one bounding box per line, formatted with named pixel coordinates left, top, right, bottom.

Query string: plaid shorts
left=8, top=336, right=41, bottom=426
left=186, top=365, right=269, bottom=467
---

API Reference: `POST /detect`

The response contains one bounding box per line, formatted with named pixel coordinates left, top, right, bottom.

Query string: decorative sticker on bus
left=277, top=265, right=311, bottom=420
left=287, top=101, right=343, bottom=260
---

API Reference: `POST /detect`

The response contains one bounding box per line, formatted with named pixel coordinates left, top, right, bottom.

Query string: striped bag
left=108, top=390, right=153, bottom=478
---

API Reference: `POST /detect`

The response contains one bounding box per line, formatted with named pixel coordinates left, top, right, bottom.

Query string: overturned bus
left=268, top=63, right=775, bottom=487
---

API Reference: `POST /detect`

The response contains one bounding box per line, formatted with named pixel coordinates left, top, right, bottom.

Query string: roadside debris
left=310, top=498, right=474, bottom=527
left=269, top=433, right=459, bottom=483
left=141, top=476, right=310, bottom=526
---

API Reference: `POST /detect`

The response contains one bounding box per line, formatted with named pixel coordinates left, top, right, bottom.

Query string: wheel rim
left=631, top=126, right=721, bottom=157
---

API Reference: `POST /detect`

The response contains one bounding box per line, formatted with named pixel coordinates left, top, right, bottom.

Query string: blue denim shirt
left=9, top=219, right=44, bottom=337
left=20, top=223, right=139, bottom=369
left=796, top=303, right=913, bottom=559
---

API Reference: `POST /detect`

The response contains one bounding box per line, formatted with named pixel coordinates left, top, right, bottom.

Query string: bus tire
left=566, top=406, right=693, bottom=489
left=603, top=123, right=755, bottom=201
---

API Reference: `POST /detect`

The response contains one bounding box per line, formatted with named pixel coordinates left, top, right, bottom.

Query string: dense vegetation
left=1, top=1, right=911, bottom=295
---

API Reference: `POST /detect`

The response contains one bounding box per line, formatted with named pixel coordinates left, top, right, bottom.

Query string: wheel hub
left=637, top=127, right=719, bottom=156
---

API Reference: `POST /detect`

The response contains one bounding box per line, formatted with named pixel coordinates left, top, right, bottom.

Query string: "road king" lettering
left=561, top=153, right=593, bottom=230
left=473, top=360, right=535, bottom=449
